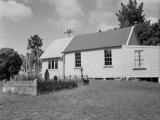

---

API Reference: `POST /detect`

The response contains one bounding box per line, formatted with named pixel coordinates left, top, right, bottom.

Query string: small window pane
left=104, top=49, right=112, bottom=66
left=48, top=61, right=51, bottom=69
left=75, top=52, right=81, bottom=67
left=134, top=50, right=144, bottom=68
left=52, top=60, right=54, bottom=69
left=55, top=60, right=58, bottom=69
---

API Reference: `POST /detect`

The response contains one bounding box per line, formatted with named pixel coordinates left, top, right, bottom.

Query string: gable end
left=126, top=26, right=139, bottom=45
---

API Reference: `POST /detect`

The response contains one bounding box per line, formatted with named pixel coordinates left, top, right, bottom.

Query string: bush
left=44, top=69, right=50, bottom=81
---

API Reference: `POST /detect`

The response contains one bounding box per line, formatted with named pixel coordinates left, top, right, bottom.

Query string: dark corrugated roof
left=63, top=26, right=134, bottom=53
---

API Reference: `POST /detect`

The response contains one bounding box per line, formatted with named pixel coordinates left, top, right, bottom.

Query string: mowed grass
left=0, top=80, right=160, bottom=120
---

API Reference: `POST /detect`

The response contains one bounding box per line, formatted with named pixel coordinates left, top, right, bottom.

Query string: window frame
left=48, top=61, right=52, bottom=69
left=48, top=60, right=58, bottom=70
left=75, top=52, right=81, bottom=68
left=51, top=60, right=54, bottom=69
left=55, top=60, right=58, bottom=69
left=134, top=50, right=144, bottom=68
left=104, top=49, right=112, bottom=66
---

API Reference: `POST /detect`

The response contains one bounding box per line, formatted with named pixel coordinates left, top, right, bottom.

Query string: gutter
left=62, top=46, right=122, bottom=54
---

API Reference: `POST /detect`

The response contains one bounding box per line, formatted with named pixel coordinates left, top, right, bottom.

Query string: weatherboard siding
left=42, top=59, right=63, bottom=79
left=122, top=45, right=160, bottom=78
left=65, top=53, right=81, bottom=76
left=42, top=61, right=48, bottom=78
left=65, top=48, right=123, bottom=78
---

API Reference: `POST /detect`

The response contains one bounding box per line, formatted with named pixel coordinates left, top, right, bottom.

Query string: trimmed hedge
left=37, top=80, right=78, bottom=93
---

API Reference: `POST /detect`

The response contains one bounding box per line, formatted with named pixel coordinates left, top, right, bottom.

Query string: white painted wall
left=65, top=48, right=123, bottom=78
left=42, top=59, right=63, bottom=79
left=65, top=53, right=81, bottom=76
left=122, top=45, right=160, bottom=78
left=42, top=61, right=48, bottom=78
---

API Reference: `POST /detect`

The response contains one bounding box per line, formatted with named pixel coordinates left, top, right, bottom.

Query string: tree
left=135, top=20, right=160, bottom=45
left=134, top=21, right=152, bottom=45
left=0, top=48, right=22, bottom=81
left=116, top=0, right=160, bottom=45
left=116, top=0, right=145, bottom=28
left=27, top=34, right=43, bottom=75
left=150, top=20, right=160, bottom=44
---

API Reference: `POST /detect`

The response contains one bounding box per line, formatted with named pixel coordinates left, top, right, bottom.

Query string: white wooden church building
left=40, top=37, right=72, bottom=79
left=40, top=26, right=160, bottom=82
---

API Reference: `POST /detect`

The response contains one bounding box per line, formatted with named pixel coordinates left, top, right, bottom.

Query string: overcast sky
left=0, top=0, right=159, bottom=54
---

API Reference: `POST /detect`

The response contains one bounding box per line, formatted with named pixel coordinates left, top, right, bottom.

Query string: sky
left=0, top=0, right=160, bottom=55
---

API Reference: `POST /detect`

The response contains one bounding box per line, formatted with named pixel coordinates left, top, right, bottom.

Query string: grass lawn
left=0, top=80, right=160, bottom=120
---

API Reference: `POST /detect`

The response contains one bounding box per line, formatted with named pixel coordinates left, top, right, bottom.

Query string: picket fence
left=2, top=79, right=37, bottom=95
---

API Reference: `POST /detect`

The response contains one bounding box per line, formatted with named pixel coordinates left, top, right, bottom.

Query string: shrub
left=44, top=69, right=50, bottom=81
left=37, top=79, right=78, bottom=94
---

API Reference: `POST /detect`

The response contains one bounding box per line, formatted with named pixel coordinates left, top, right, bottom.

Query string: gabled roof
left=63, top=26, right=137, bottom=53
left=40, top=37, right=72, bottom=59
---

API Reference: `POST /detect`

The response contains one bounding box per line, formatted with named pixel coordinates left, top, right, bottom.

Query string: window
left=104, top=49, right=112, bottom=66
left=75, top=52, right=81, bottom=67
left=134, top=50, right=144, bottom=68
left=52, top=60, right=54, bottom=69
left=55, top=60, right=58, bottom=69
left=48, top=61, right=52, bottom=69
left=48, top=60, right=58, bottom=69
